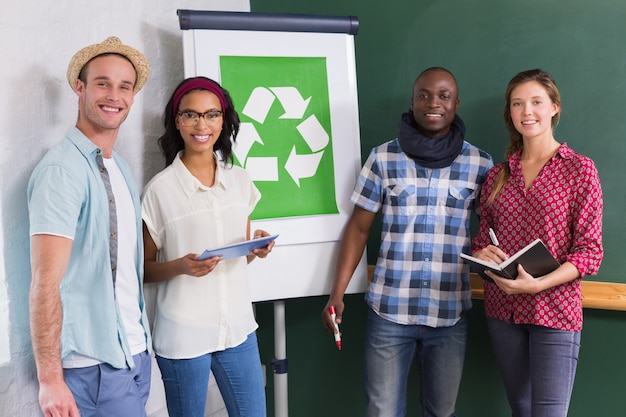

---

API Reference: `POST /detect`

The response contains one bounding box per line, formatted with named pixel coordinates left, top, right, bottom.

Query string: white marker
left=489, top=228, right=499, bottom=247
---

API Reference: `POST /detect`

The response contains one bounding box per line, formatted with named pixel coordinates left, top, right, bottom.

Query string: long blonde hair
left=486, top=69, right=562, bottom=205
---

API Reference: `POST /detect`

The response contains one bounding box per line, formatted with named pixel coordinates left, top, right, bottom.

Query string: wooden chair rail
left=470, top=275, right=626, bottom=311
left=366, top=266, right=626, bottom=311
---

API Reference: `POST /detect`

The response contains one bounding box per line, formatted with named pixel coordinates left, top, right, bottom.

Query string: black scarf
left=397, top=111, right=465, bottom=168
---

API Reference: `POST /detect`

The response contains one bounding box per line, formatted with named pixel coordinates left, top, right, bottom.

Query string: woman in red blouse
left=471, top=69, right=603, bottom=417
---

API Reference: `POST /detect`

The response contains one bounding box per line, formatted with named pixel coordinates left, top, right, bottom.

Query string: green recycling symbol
left=238, top=86, right=327, bottom=186
left=220, top=56, right=339, bottom=221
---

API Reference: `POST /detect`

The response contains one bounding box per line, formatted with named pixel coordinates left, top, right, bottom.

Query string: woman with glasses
left=141, top=76, right=274, bottom=417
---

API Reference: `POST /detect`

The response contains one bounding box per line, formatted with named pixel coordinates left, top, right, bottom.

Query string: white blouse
left=142, top=152, right=261, bottom=359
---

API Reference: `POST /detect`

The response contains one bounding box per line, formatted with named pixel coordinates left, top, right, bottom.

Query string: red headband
left=172, top=78, right=227, bottom=118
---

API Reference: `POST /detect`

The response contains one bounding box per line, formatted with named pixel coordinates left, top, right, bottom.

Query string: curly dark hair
left=157, top=76, right=240, bottom=166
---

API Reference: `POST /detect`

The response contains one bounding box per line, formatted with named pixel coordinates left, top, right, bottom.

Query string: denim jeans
left=487, top=317, right=581, bottom=417
left=64, top=350, right=151, bottom=417
left=364, top=308, right=468, bottom=417
left=156, top=332, right=266, bottom=417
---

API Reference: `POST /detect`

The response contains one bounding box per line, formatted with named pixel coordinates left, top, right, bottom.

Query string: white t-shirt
left=103, top=157, right=147, bottom=355
left=141, top=153, right=261, bottom=359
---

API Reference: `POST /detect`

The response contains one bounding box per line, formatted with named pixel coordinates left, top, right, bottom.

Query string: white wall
left=0, top=1, right=249, bottom=416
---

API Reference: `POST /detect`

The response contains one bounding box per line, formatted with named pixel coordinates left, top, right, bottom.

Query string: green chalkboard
left=248, top=3, right=626, bottom=417
left=250, top=0, right=626, bottom=283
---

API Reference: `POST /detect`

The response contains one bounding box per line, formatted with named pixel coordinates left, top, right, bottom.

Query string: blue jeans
left=156, top=332, right=266, bottom=417
left=364, top=308, right=468, bottom=417
left=487, top=317, right=581, bottom=417
left=64, top=350, right=151, bottom=417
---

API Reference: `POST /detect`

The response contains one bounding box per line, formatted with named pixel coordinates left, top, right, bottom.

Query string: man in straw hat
left=28, top=36, right=153, bottom=417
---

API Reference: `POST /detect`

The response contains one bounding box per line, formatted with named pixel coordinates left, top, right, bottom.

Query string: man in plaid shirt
left=322, top=67, right=493, bottom=417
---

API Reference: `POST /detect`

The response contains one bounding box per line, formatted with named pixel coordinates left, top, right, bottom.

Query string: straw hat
left=66, top=36, right=150, bottom=94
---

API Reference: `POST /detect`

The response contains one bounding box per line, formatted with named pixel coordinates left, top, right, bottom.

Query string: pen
left=329, top=305, right=342, bottom=350
left=489, top=227, right=499, bottom=247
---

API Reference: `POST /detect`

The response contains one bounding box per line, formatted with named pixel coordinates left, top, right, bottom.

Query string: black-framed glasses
left=177, top=110, right=223, bottom=127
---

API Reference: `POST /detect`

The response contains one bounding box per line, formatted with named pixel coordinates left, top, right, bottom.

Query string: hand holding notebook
left=461, top=238, right=560, bottom=281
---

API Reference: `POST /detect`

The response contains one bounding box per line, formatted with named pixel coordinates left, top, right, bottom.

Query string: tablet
left=198, top=234, right=279, bottom=261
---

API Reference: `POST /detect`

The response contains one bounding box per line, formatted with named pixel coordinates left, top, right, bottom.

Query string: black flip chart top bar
left=177, top=9, right=359, bottom=35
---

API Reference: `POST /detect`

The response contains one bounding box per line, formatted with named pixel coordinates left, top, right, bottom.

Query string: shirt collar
left=511, top=142, right=573, bottom=165
left=66, top=126, right=123, bottom=163
left=172, top=151, right=228, bottom=198
left=66, top=126, right=103, bottom=157
left=555, top=142, right=574, bottom=159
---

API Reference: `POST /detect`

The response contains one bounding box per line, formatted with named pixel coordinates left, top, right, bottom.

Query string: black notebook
left=460, top=238, right=560, bottom=281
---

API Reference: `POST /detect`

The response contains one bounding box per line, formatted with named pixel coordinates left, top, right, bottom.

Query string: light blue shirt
left=28, top=126, right=151, bottom=369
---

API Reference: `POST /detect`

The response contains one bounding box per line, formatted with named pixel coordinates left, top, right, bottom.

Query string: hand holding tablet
left=198, top=234, right=279, bottom=261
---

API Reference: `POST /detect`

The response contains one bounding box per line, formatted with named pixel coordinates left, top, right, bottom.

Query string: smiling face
left=175, top=90, right=223, bottom=155
left=509, top=81, right=559, bottom=141
left=75, top=54, right=136, bottom=134
left=410, top=69, right=460, bottom=138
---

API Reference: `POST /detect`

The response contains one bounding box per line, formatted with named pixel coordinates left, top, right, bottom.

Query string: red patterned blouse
left=472, top=143, right=603, bottom=331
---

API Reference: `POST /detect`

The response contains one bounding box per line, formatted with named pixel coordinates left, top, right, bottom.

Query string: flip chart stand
left=178, top=10, right=363, bottom=416
left=270, top=301, right=289, bottom=417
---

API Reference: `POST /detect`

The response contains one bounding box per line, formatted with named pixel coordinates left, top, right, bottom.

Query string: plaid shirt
left=353, top=138, right=492, bottom=326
